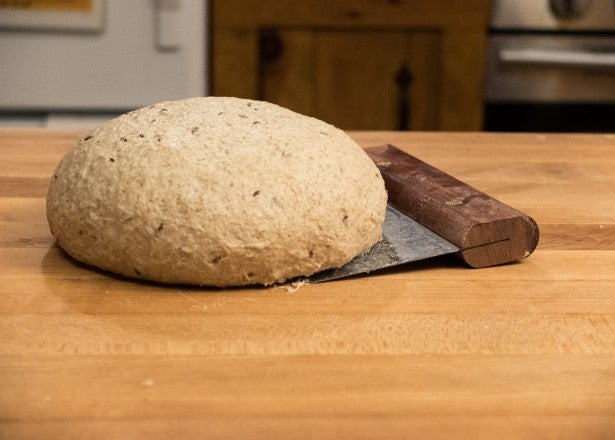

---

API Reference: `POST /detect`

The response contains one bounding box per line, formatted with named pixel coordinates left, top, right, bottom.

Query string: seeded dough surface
left=46, top=97, right=387, bottom=286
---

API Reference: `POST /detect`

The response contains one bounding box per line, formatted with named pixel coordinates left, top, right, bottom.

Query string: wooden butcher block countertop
left=1, top=128, right=614, bottom=439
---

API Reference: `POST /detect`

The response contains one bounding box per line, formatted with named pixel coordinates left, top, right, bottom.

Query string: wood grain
left=1, top=129, right=614, bottom=439
left=2, top=355, right=613, bottom=440
left=261, top=29, right=441, bottom=130
left=212, top=0, right=489, bottom=130
left=213, top=0, right=490, bottom=29
left=367, top=145, right=539, bottom=267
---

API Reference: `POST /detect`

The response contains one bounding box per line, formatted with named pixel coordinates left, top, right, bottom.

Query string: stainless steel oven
left=484, top=0, right=615, bottom=132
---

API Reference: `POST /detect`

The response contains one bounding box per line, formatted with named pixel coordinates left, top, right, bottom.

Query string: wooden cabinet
left=259, top=29, right=441, bottom=130
left=212, top=0, right=490, bottom=131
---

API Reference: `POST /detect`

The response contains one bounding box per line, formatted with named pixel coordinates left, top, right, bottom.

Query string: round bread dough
left=46, top=97, right=387, bottom=286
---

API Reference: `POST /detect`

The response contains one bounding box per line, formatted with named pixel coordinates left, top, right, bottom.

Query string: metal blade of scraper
left=308, top=204, right=459, bottom=283
left=308, top=144, right=539, bottom=284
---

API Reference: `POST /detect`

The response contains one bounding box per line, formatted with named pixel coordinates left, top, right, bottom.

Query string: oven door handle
left=498, top=48, right=615, bottom=69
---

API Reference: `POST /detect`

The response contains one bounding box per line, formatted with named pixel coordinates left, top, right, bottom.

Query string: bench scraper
left=310, top=144, right=539, bottom=283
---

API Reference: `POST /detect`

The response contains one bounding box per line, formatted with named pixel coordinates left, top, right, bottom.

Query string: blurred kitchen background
left=1, top=0, right=614, bottom=132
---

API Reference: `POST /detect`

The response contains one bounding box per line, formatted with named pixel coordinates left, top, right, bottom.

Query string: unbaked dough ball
left=46, top=97, right=387, bottom=286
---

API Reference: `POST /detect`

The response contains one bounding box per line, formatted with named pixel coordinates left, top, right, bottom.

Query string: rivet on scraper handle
left=366, top=144, right=539, bottom=268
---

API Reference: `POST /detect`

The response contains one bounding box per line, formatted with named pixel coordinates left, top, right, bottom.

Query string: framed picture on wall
left=0, top=0, right=105, bottom=32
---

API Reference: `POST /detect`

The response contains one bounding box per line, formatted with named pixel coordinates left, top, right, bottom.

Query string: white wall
left=0, top=0, right=208, bottom=117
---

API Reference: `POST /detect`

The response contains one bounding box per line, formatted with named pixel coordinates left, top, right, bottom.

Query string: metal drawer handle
left=498, top=48, right=615, bottom=69
left=394, top=64, right=413, bottom=131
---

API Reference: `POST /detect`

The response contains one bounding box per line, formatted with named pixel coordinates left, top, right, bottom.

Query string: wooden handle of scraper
left=366, top=144, right=539, bottom=268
